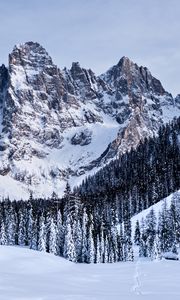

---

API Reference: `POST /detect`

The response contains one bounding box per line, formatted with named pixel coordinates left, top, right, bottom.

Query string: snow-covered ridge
left=131, top=190, right=180, bottom=235
left=0, top=41, right=179, bottom=199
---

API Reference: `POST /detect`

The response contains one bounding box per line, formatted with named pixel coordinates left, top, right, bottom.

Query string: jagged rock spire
left=9, top=41, right=54, bottom=70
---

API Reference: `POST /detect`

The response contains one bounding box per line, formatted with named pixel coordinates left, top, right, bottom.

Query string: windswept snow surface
left=0, top=246, right=180, bottom=300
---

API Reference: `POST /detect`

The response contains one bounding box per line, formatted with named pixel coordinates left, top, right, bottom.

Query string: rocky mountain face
left=0, top=42, right=179, bottom=199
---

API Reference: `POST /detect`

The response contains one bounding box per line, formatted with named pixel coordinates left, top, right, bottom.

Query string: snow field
left=0, top=246, right=180, bottom=300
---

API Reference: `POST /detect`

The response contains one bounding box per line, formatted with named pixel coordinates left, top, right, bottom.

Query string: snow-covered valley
left=0, top=245, right=179, bottom=300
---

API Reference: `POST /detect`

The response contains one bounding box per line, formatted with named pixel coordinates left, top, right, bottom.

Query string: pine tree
left=87, top=220, right=95, bottom=263
left=158, top=201, right=172, bottom=253
left=127, top=241, right=134, bottom=261
left=38, top=214, right=46, bottom=252
left=170, top=193, right=180, bottom=246
left=30, top=214, right=38, bottom=250
left=123, top=201, right=134, bottom=261
left=110, top=226, right=119, bottom=262
left=154, top=234, right=161, bottom=260
left=134, top=220, right=141, bottom=246
left=6, top=205, right=16, bottom=245
left=81, top=208, right=88, bottom=263
left=56, top=210, right=64, bottom=256
left=139, top=218, right=148, bottom=257
left=96, top=234, right=101, bottom=263
left=99, top=229, right=105, bottom=263
left=0, top=220, right=7, bottom=245
left=103, top=235, right=108, bottom=263
left=63, top=215, right=76, bottom=262
left=18, top=209, right=26, bottom=246
left=49, top=217, right=57, bottom=254
left=27, top=204, right=33, bottom=247
left=74, top=219, right=82, bottom=262
left=118, top=224, right=124, bottom=261
left=145, top=209, right=157, bottom=258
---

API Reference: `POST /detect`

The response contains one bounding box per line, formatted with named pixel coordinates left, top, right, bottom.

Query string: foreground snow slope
left=0, top=246, right=180, bottom=300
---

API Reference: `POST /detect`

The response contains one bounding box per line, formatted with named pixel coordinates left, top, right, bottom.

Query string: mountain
left=0, top=42, right=179, bottom=199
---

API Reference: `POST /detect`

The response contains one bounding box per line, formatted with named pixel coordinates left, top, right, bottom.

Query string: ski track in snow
left=132, top=260, right=142, bottom=295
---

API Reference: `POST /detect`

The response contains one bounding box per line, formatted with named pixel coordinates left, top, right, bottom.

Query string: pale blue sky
left=0, top=0, right=180, bottom=95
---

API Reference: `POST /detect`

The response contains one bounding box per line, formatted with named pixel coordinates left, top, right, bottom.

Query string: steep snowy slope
left=0, top=42, right=179, bottom=199
left=131, top=189, right=180, bottom=235
left=0, top=245, right=180, bottom=300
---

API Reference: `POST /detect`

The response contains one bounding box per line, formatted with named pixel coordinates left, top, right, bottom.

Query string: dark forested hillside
left=77, top=117, right=180, bottom=220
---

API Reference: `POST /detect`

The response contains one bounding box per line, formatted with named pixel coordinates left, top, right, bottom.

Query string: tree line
left=0, top=190, right=133, bottom=263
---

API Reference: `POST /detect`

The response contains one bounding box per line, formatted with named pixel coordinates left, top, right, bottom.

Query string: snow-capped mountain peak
left=101, top=55, right=166, bottom=97
left=0, top=42, right=179, bottom=199
left=9, top=42, right=54, bottom=68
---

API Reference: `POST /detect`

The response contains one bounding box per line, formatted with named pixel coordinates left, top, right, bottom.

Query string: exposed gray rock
left=71, top=129, right=92, bottom=146
left=0, top=41, right=179, bottom=198
left=175, top=94, right=180, bottom=109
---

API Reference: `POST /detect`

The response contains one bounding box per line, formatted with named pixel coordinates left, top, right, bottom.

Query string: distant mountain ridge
left=0, top=41, right=179, bottom=199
